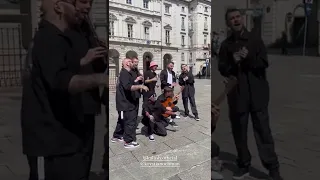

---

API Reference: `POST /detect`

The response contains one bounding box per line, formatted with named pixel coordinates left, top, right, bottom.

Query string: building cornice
left=110, top=41, right=179, bottom=51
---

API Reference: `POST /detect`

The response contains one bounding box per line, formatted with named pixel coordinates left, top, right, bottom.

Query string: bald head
left=40, top=0, right=77, bottom=29
left=122, top=58, right=133, bottom=70
left=41, top=0, right=57, bottom=16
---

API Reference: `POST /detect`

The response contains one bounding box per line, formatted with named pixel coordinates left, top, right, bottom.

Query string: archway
left=125, top=50, right=138, bottom=59
left=143, top=52, right=153, bottom=72
left=163, top=53, right=172, bottom=69
left=109, top=49, right=120, bottom=76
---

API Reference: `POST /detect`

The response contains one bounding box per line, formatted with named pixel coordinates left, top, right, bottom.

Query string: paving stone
left=109, top=151, right=138, bottom=171
left=109, top=167, right=138, bottom=180
left=184, top=131, right=211, bottom=143
left=163, top=136, right=193, bottom=149
left=131, top=142, right=172, bottom=162
left=177, top=160, right=211, bottom=180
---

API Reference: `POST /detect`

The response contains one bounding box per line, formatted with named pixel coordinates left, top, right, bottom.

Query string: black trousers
left=27, top=115, right=95, bottom=180
left=211, top=125, right=220, bottom=158
left=229, top=107, right=279, bottom=171
left=27, top=153, right=87, bottom=180
left=182, top=95, right=198, bottom=115
left=113, top=109, right=138, bottom=143
left=154, top=117, right=169, bottom=136
left=102, top=107, right=109, bottom=170
left=142, top=114, right=155, bottom=136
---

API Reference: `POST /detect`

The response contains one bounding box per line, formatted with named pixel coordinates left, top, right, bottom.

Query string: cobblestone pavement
left=1, top=55, right=320, bottom=180
left=0, top=80, right=211, bottom=180
left=212, top=55, right=320, bottom=180
left=108, top=80, right=211, bottom=180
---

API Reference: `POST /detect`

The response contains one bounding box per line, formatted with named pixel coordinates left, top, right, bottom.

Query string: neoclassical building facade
left=108, top=0, right=212, bottom=75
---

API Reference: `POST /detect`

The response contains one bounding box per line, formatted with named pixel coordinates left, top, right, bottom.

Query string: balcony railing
left=109, top=0, right=161, bottom=17
left=109, top=36, right=161, bottom=45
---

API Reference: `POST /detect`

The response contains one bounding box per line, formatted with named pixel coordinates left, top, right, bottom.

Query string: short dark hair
left=181, top=64, right=186, bottom=69
left=164, top=86, right=173, bottom=93
left=126, top=51, right=138, bottom=59
left=225, top=8, right=241, bottom=25
left=168, top=61, right=174, bottom=65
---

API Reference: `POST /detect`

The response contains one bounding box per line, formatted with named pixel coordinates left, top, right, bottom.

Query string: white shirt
left=167, top=70, right=173, bottom=85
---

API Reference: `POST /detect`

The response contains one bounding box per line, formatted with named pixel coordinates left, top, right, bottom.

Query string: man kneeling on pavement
left=141, top=87, right=179, bottom=140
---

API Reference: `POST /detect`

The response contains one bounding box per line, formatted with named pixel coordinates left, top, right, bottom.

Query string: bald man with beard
left=20, top=0, right=108, bottom=179
left=111, top=59, right=149, bottom=149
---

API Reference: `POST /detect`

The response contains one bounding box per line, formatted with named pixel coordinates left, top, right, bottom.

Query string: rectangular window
left=109, top=21, right=114, bottom=36
left=126, top=0, right=132, bottom=4
left=165, top=30, right=170, bottom=44
left=204, top=17, right=208, bottom=30
left=127, top=24, right=133, bottom=38
left=182, top=7, right=185, bottom=12
left=181, top=53, right=185, bottom=61
left=143, top=0, right=149, bottom=9
left=204, top=7, right=208, bottom=12
left=181, top=35, right=185, bottom=46
left=165, top=5, right=170, bottom=14
left=189, top=52, right=192, bottom=63
left=181, top=17, right=185, bottom=30
left=144, top=27, right=150, bottom=40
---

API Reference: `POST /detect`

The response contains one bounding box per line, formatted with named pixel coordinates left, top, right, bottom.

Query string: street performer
left=154, top=86, right=179, bottom=131
left=218, top=8, right=282, bottom=180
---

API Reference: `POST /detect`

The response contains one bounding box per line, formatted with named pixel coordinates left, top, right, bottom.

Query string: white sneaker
left=124, top=141, right=140, bottom=148
left=149, top=135, right=155, bottom=141
left=175, top=115, right=181, bottom=119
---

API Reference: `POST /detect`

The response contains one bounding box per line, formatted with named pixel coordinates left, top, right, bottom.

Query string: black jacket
left=218, top=29, right=269, bottom=112
left=65, top=29, right=107, bottom=115
left=160, top=69, right=176, bottom=89
left=178, top=71, right=195, bottom=97
left=131, top=68, right=143, bottom=99
left=21, top=20, right=85, bottom=156
left=116, top=68, right=138, bottom=111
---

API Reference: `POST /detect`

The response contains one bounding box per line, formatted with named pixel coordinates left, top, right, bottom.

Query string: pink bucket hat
left=149, top=61, right=158, bottom=68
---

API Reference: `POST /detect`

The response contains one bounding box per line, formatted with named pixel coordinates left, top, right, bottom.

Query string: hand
left=136, top=76, right=143, bottom=82
left=166, top=107, right=172, bottom=111
left=233, top=51, right=241, bottom=63
left=174, top=94, right=180, bottom=100
left=211, top=103, right=220, bottom=118
left=151, top=76, right=158, bottom=82
left=183, top=76, right=189, bottom=81
left=239, top=47, right=248, bottom=59
left=149, top=115, right=155, bottom=123
left=140, top=85, right=149, bottom=92
left=80, top=47, right=107, bottom=65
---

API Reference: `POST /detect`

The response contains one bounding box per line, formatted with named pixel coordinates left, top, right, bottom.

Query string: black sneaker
left=124, top=141, right=140, bottom=148
left=232, top=167, right=249, bottom=179
left=184, top=112, right=189, bottom=117
left=269, top=169, right=283, bottom=180
left=194, top=116, right=200, bottom=121
left=169, top=121, right=178, bottom=127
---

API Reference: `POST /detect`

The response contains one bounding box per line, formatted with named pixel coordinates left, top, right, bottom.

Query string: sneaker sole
left=149, top=139, right=155, bottom=142
left=124, top=145, right=140, bottom=149
left=232, top=172, right=249, bottom=180
left=111, top=139, right=124, bottom=143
